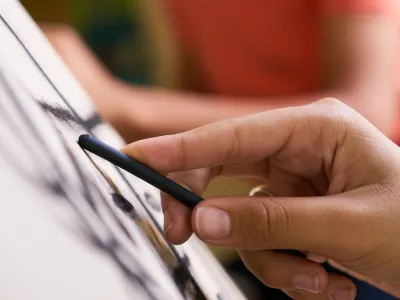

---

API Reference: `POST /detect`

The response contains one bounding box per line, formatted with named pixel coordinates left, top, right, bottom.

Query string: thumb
left=191, top=195, right=358, bottom=255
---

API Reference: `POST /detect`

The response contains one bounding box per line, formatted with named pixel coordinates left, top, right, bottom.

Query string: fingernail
left=163, top=209, right=174, bottom=234
left=292, top=273, right=320, bottom=293
left=195, top=207, right=231, bottom=239
left=330, top=287, right=356, bottom=300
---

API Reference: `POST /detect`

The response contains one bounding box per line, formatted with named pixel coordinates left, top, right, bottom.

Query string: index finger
left=122, top=97, right=355, bottom=175
left=121, top=107, right=306, bottom=173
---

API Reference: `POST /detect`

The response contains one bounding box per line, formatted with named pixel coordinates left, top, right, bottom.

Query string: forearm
left=108, top=79, right=398, bottom=140
left=108, top=79, right=306, bottom=139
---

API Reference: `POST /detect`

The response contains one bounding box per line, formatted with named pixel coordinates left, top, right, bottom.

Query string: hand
left=122, top=99, right=400, bottom=299
left=41, top=24, right=158, bottom=141
left=41, top=24, right=113, bottom=100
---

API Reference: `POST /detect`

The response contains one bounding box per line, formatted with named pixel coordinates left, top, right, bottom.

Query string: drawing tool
left=78, top=134, right=203, bottom=208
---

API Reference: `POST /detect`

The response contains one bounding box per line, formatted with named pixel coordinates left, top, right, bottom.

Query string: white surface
left=0, top=1, right=246, bottom=299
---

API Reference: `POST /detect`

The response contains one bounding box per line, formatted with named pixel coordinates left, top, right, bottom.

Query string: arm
left=108, top=14, right=398, bottom=140
left=136, top=14, right=398, bottom=134
left=43, top=14, right=399, bottom=142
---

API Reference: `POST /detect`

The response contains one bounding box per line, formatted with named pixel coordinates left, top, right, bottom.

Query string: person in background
left=43, top=0, right=400, bottom=144
left=41, top=1, right=399, bottom=299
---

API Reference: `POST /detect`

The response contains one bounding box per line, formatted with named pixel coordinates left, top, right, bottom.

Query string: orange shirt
left=166, top=0, right=400, bottom=138
left=167, top=0, right=399, bottom=96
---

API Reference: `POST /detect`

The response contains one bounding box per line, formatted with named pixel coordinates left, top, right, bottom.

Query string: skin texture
left=41, top=12, right=399, bottom=142
left=122, top=99, right=400, bottom=299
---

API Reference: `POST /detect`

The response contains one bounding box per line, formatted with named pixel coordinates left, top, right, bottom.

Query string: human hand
left=41, top=24, right=113, bottom=98
left=122, top=99, right=400, bottom=299
left=41, top=24, right=124, bottom=125
left=41, top=24, right=158, bottom=141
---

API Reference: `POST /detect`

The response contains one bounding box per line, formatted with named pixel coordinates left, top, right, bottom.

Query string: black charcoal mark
left=39, top=102, right=103, bottom=131
left=39, top=102, right=78, bottom=126
left=84, top=113, right=103, bottom=130
left=111, top=191, right=203, bottom=299
left=113, top=163, right=207, bottom=297
left=173, top=265, right=205, bottom=299
left=144, top=192, right=162, bottom=212
left=48, top=181, right=67, bottom=197
left=112, top=192, right=134, bottom=213
left=180, top=254, right=190, bottom=268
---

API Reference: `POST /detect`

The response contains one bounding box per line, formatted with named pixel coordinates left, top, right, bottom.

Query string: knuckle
left=258, top=198, right=289, bottom=242
left=313, top=97, right=341, bottom=114
left=311, top=98, right=356, bottom=123
left=314, top=97, right=344, bottom=107
left=174, top=134, right=187, bottom=171
left=307, top=98, right=359, bottom=142
left=225, top=119, right=242, bottom=163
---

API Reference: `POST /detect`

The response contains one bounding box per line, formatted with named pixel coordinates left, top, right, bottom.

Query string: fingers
left=160, top=161, right=270, bottom=244
left=162, top=168, right=212, bottom=244
left=239, top=250, right=356, bottom=299
left=41, top=23, right=111, bottom=83
left=121, top=106, right=307, bottom=173
left=191, top=195, right=358, bottom=256
left=283, top=273, right=356, bottom=300
left=162, top=195, right=192, bottom=244
left=238, top=250, right=329, bottom=293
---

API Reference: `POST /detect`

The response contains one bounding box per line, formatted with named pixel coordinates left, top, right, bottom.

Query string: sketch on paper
left=0, top=1, right=245, bottom=300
